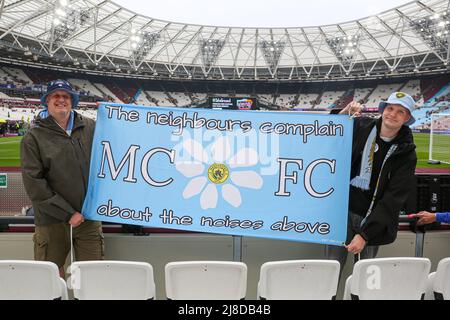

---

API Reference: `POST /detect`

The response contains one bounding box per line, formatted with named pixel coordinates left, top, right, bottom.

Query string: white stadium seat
left=426, top=257, right=450, bottom=300
left=165, top=261, right=247, bottom=300
left=257, top=260, right=340, bottom=300
left=67, top=260, right=155, bottom=300
left=344, top=257, right=431, bottom=300
left=0, top=260, right=67, bottom=300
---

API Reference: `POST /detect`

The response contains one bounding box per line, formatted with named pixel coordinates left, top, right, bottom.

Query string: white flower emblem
left=176, top=137, right=263, bottom=209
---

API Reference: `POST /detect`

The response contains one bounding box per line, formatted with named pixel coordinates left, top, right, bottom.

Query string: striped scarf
left=350, top=126, right=377, bottom=191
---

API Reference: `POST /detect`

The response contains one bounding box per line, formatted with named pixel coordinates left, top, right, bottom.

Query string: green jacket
left=21, top=112, right=95, bottom=226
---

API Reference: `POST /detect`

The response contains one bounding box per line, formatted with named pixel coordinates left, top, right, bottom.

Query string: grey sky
left=112, top=0, right=412, bottom=27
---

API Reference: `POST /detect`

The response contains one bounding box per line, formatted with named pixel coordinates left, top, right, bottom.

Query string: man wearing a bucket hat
left=21, top=80, right=103, bottom=277
left=326, top=92, right=417, bottom=274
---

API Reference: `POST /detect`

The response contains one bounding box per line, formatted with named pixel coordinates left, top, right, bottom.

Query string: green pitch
left=414, top=133, right=450, bottom=168
left=0, top=137, right=22, bottom=167
left=0, top=134, right=449, bottom=168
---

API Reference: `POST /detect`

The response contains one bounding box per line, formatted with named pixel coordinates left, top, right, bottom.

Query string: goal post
left=428, top=113, right=450, bottom=165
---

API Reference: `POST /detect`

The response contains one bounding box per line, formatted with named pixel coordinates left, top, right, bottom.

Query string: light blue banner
left=82, top=103, right=353, bottom=246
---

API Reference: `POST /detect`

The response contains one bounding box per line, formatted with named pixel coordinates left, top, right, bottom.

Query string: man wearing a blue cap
left=21, top=80, right=103, bottom=277
left=326, top=92, right=417, bottom=274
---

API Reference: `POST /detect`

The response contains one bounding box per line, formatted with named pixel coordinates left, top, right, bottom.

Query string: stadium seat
left=67, top=260, right=155, bottom=300
left=425, top=272, right=436, bottom=300
left=0, top=260, right=68, bottom=300
left=257, top=260, right=340, bottom=300
left=426, top=257, right=450, bottom=300
left=165, top=261, right=247, bottom=300
left=343, top=257, right=431, bottom=300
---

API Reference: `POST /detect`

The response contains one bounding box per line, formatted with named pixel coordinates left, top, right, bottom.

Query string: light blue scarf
left=350, top=126, right=377, bottom=191
left=360, top=143, right=398, bottom=227
left=350, top=124, right=400, bottom=227
left=39, top=110, right=74, bottom=136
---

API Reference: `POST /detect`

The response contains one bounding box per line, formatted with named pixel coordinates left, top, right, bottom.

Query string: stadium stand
left=1, top=64, right=448, bottom=124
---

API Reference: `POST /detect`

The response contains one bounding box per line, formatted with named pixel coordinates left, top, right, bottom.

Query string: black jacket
left=21, top=112, right=95, bottom=226
left=350, top=117, right=417, bottom=245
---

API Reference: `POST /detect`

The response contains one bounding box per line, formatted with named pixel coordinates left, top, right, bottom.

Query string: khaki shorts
left=33, top=221, right=104, bottom=268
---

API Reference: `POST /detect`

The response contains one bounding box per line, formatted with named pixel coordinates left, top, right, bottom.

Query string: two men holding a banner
left=21, top=79, right=418, bottom=280
left=21, top=80, right=104, bottom=278
left=327, top=92, right=417, bottom=272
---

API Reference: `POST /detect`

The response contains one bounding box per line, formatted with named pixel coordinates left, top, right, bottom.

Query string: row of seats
left=0, top=257, right=449, bottom=300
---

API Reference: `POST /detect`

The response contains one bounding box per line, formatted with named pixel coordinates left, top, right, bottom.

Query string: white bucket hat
left=378, top=92, right=416, bottom=126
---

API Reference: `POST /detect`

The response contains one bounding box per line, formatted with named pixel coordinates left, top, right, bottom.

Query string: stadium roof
left=113, top=0, right=412, bottom=28
left=0, top=0, right=449, bottom=80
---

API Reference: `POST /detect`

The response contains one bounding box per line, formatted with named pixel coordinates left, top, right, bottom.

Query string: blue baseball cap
left=378, top=92, right=416, bottom=126
left=41, top=79, right=79, bottom=109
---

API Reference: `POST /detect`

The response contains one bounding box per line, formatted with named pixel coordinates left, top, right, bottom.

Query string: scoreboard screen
left=209, top=97, right=258, bottom=110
